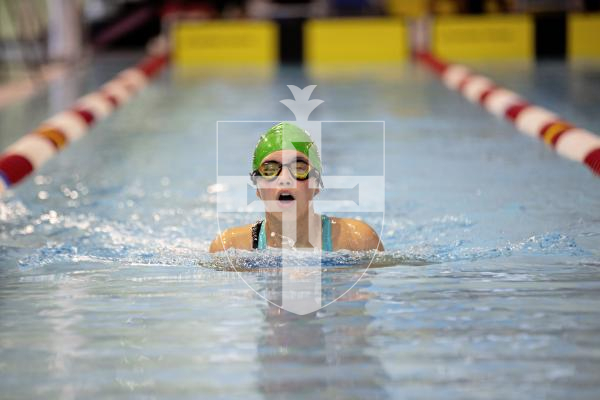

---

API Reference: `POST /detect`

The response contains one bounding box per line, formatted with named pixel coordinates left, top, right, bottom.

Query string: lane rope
left=415, top=51, right=600, bottom=177
left=0, top=40, right=169, bottom=194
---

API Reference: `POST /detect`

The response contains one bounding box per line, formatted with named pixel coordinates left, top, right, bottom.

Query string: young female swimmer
left=209, top=122, right=384, bottom=252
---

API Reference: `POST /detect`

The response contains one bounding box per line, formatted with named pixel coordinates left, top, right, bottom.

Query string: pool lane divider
left=415, top=51, right=600, bottom=177
left=0, top=51, right=169, bottom=194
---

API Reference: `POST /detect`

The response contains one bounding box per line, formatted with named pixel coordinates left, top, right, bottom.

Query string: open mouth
left=278, top=193, right=295, bottom=202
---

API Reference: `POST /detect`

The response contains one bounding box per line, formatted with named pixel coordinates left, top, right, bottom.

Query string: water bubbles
left=37, top=191, right=49, bottom=200
left=34, top=175, right=52, bottom=185
left=203, top=249, right=429, bottom=272
left=40, top=210, right=60, bottom=224
left=0, top=200, right=29, bottom=222
left=60, top=185, right=80, bottom=201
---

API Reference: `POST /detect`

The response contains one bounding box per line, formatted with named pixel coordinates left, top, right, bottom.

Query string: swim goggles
left=250, top=159, right=323, bottom=187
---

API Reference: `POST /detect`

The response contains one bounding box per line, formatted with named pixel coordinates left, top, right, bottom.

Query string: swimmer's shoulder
left=330, top=217, right=384, bottom=251
left=209, top=223, right=254, bottom=253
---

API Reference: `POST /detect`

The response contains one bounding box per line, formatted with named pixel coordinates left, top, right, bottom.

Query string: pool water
left=1, top=56, right=600, bottom=399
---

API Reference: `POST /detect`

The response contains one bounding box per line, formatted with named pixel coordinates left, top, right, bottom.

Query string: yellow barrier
left=433, top=15, right=534, bottom=61
left=172, top=21, right=278, bottom=66
left=304, top=18, right=407, bottom=63
left=568, top=13, right=600, bottom=59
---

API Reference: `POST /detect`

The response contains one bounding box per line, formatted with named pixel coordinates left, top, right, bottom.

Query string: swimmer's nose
left=277, top=165, right=293, bottom=186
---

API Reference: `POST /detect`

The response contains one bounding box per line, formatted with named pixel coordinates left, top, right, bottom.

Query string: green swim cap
left=252, top=122, right=322, bottom=172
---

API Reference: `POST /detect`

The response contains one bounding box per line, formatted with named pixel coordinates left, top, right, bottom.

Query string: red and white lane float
left=415, top=51, right=600, bottom=177
left=0, top=46, right=169, bottom=194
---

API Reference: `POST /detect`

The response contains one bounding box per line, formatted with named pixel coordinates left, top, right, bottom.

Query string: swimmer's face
left=255, top=150, right=320, bottom=217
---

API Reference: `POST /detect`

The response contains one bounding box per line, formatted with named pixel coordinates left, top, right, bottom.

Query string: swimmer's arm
left=209, top=224, right=254, bottom=253
left=209, top=234, right=226, bottom=253
left=336, top=218, right=384, bottom=251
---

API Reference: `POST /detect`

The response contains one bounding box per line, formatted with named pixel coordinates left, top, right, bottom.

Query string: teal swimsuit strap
left=257, top=218, right=267, bottom=250
left=321, top=214, right=333, bottom=251
left=258, top=215, right=333, bottom=251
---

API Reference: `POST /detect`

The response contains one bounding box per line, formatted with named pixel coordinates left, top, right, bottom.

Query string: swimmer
left=209, top=122, right=383, bottom=252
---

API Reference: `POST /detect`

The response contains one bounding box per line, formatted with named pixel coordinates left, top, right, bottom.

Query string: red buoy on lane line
left=0, top=48, right=169, bottom=194
left=415, top=51, right=600, bottom=177
left=0, top=154, right=34, bottom=186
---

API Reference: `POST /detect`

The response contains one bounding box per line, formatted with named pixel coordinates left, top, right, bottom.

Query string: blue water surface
left=1, top=56, right=600, bottom=399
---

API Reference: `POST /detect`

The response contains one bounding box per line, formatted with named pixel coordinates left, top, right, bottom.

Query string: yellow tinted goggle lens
left=258, top=161, right=311, bottom=180
left=292, top=161, right=310, bottom=179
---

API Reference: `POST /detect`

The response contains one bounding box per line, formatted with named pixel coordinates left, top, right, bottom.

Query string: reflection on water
left=43, top=279, right=87, bottom=400
left=256, top=270, right=388, bottom=400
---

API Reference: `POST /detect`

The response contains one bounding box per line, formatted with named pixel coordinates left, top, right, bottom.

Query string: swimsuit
left=252, top=215, right=333, bottom=251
